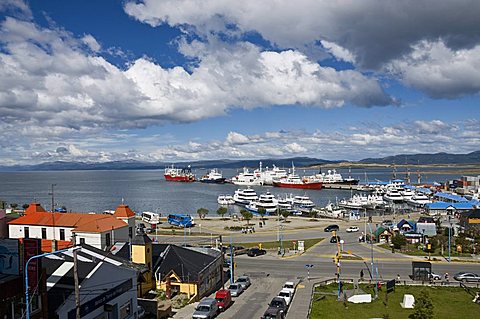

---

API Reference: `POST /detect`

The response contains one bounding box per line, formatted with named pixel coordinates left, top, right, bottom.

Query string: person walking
left=360, top=269, right=364, bottom=281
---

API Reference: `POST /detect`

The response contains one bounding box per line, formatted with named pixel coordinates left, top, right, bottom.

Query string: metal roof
left=433, top=192, right=468, bottom=202
left=427, top=201, right=474, bottom=210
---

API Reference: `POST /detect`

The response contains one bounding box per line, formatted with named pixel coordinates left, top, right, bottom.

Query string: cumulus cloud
left=125, top=0, right=480, bottom=97
left=387, top=40, right=480, bottom=98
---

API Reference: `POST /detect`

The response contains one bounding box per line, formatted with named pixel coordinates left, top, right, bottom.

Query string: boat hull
left=273, top=181, right=322, bottom=190
left=200, top=178, right=226, bottom=184
left=164, top=174, right=195, bottom=182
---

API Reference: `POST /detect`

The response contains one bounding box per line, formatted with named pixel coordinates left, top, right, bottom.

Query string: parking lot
left=173, top=265, right=296, bottom=319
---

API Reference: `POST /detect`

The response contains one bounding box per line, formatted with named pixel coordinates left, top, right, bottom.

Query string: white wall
left=74, top=226, right=129, bottom=250
left=8, top=224, right=74, bottom=241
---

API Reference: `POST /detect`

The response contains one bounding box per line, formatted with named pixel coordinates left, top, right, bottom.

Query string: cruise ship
left=254, top=162, right=288, bottom=185
left=231, top=168, right=264, bottom=186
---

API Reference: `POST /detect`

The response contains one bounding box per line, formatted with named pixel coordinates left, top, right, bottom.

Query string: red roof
left=113, top=204, right=135, bottom=218
left=8, top=212, right=127, bottom=233
left=24, top=202, right=46, bottom=214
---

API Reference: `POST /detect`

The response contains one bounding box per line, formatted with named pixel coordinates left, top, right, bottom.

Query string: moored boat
left=217, top=194, right=235, bottom=205
left=233, top=187, right=258, bottom=206
left=164, top=164, right=196, bottom=182
left=200, top=168, right=226, bottom=183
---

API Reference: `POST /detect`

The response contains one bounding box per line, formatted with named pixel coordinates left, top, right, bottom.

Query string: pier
left=322, top=184, right=360, bottom=190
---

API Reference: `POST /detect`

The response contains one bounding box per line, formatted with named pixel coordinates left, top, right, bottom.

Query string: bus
left=167, top=214, right=195, bottom=227
left=142, top=211, right=160, bottom=225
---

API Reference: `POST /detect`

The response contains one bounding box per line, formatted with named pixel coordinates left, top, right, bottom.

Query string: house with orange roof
left=8, top=202, right=136, bottom=251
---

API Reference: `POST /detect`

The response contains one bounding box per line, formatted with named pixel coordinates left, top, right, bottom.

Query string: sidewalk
left=286, top=279, right=315, bottom=319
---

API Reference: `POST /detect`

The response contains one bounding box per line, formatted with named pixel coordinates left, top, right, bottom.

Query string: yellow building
left=153, top=245, right=223, bottom=302
left=131, top=233, right=156, bottom=296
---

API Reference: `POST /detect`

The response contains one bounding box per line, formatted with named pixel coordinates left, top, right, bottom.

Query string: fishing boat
left=164, top=164, right=195, bottom=182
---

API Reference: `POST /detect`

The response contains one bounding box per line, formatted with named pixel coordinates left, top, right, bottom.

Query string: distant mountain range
left=0, top=151, right=478, bottom=171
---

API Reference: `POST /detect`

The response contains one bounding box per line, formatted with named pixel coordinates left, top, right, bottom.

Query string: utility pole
left=49, top=183, right=57, bottom=212
left=73, top=245, right=81, bottom=319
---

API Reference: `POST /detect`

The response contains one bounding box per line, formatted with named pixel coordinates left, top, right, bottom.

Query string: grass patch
left=379, top=243, right=473, bottom=258
left=236, top=237, right=323, bottom=251
left=310, top=284, right=480, bottom=319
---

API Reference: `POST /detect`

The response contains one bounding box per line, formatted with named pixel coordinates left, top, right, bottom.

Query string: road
left=168, top=225, right=480, bottom=319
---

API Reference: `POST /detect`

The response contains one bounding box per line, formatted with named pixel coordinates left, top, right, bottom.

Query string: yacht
left=400, top=188, right=414, bottom=201
left=246, top=192, right=278, bottom=214
left=292, top=195, right=315, bottom=209
left=339, top=194, right=368, bottom=209
left=407, top=192, right=432, bottom=207
left=200, top=168, right=226, bottom=183
left=231, top=167, right=264, bottom=186
left=233, top=187, right=258, bottom=206
left=383, top=188, right=404, bottom=203
left=217, top=194, right=235, bottom=205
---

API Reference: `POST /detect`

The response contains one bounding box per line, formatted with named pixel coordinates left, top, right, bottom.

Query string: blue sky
left=0, top=0, right=479, bottom=165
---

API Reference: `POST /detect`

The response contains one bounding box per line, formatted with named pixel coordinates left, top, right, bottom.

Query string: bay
left=0, top=167, right=466, bottom=215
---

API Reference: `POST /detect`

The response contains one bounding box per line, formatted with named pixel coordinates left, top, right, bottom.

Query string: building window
left=105, top=233, right=111, bottom=247
left=24, top=227, right=29, bottom=238
left=59, top=229, right=65, bottom=241
left=41, top=228, right=47, bottom=239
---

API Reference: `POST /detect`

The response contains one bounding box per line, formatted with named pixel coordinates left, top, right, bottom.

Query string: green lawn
left=236, top=237, right=323, bottom=251
left=310, top=283, right=480, bottom=319
left=379, top=243, right=473, bottom=258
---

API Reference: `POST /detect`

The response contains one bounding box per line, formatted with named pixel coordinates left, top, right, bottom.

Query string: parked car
left=247, top=247, right=266, bottom=257
left=330, top=235, right=341, bottom=243
left=277, top=289, right=293, bottom=306
left=453, top=272, right=480, bottom=282
left=236, top=276, right=251, bottom=289
left=268, top=297, right=288, bottom=314
left=192, top=298, right=218, bottom=319
left=261, top=307, right=285, bottom=319
left=324, top=224, right=339, bottom=232
left=228, top=283, right=244, bottom=297
left=414, top=269, right=441, bottom=280
left=346, top=226, right=359, bottom=233
left=282, top=281, right=296, bottom=295
left=215, top=289, right=232, bottom=311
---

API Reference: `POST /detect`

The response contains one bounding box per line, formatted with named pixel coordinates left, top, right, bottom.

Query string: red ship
left=272, top=166, right=322, bottom=190
left=164, top=164, right=196, bottom=182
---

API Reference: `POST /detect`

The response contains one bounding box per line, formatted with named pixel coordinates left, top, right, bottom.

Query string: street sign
left=298, top=240, right=305, bottom=252
left=386, top=279, right=395, bottom=293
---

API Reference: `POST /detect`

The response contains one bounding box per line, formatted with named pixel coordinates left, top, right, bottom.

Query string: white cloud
left=284, top=143, right=307, bottom=153
left=387, top=40, right=480, bottom=98
left=226, top=132, right=250, bottom=145
left=125, top=0, right=480, bottom=98
left=82, top=34, right=101, bottom=52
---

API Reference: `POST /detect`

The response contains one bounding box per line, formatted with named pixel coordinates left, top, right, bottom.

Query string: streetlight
left=448, top=215, right=452, bottom=262
left=25, top=246, right=80, bottom=319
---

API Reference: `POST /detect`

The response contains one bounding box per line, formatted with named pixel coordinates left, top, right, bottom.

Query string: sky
left=0, top=0, right=479, bottom=165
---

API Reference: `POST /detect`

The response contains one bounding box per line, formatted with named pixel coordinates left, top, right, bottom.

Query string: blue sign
left=305, top=264, right=314, bottom=268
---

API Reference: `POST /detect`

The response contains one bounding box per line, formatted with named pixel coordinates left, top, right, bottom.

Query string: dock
left=322, top=184, right=361, bottom=190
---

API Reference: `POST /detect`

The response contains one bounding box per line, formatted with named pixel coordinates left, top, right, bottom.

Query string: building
left=426, top=201, right=475, bottom=217
left=153, top=244, right=223, bottom=301
left=467, top=208, right=480, bottom=226
left=44, top=243, right=141, bottom=319
left=8, top=202, right=135, bottom=251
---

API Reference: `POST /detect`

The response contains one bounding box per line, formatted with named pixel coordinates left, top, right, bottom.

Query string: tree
left=281, top=209, right=290, bottom=222
left=240, top=209, right=253, bottom=226
left=197, top=208, right=209, bottom=219
left=217, top=206, right=228, bottom=220
left=391, top=234, right=407, bottom=249
left=409, top=290, right=434, bottom=319
left=257, top=207, right=267, bottom=221
left=10, top=203, right=18, bottom=210
left=22, top=203, right=29, bottom=210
